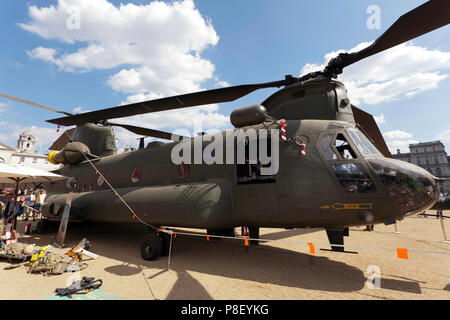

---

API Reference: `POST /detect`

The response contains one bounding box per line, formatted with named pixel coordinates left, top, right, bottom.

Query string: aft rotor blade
left=47, top=79, right=292, bottom=126
left=0, top=92, right=73, bottom=116
left=325, top=0, right=450, bottom=75
left=48, top=128, right=76, bottom=151
left=109, top=122, right=189, bottom=142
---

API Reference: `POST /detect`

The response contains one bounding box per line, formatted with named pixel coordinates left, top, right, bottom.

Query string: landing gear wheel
left=35, top=219, right=49, bottom=234
left=249, top=227, right=260, bottom=245
left=141, top=233, right=161, bottom=261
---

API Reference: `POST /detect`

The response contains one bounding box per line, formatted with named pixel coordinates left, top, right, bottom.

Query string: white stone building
left=393, top=140, right=450, bottom=194
left=0, top=129, right=60, bottom=171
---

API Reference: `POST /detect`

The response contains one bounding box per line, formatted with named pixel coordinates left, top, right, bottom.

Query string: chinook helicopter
left=2, top=0, right=450, bottom=260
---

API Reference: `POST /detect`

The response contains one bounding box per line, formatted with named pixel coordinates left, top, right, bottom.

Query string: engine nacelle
left=48, top=142, right=91, bottom=165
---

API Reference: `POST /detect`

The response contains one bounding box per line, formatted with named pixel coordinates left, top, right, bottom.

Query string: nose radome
left=366, top=158, right=438, bottom=216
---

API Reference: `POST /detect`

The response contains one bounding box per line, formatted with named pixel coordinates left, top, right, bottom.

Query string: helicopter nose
left=367, top=158, right=438, bottom=217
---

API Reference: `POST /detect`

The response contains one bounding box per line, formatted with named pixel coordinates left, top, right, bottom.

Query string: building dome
left=21, top=129, right=34, bottom=137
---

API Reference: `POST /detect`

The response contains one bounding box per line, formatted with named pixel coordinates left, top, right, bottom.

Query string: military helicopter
left=1, top=0, right=450, bottom=260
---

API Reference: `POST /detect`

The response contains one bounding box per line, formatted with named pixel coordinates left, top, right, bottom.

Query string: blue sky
left=0, top=0, right=449, bottom=153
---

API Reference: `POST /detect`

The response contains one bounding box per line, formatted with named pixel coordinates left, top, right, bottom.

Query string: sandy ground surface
left=0, top=211, right=449, bottom=300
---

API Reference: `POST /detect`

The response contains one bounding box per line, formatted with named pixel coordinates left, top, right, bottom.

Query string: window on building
left=20, top=157, right=25, bottom=163
left=32, top=157, right=37, bottom=164
left=436, top=168, right=442, bottom=176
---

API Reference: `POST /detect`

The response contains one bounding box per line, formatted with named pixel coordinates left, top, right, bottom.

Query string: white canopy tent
left=0, top=163, right=67, bottom=241
left=0, top=163, right=66, bottom=185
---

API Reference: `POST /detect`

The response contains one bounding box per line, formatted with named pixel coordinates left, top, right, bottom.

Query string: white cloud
left=0, top=102, right=9, bottom=112
left=383, top=130, right=412, bottom=140
left=20, top=0, right=228, bottom=140
left=382, top=130, right=418, bottom=154
left=435, top=129, right=450, bottom=151
left=373, top=114, right=385, bottom=124
left=21, top=0, right=219, bottom=97
left=111, top=103, right=231, bottom=149
left=301, top=42, right=450, bottom=106
left=0, top=122, right=62, bottom=152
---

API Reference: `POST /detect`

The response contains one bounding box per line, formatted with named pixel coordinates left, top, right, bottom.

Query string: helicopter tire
left=159, top=232, right=171, bottom=257
left=249, top=227, right=259, bottom=245
left=35, top=219, right=49, bottom=234
left=141, top=233, right=161, bottom=261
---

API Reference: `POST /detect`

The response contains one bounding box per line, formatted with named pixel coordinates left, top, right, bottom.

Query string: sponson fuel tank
left=42, top=180, right=235, bottom=228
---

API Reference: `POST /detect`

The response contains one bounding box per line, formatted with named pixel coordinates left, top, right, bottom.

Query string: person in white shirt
left=24, top=189, right=35, bottom=221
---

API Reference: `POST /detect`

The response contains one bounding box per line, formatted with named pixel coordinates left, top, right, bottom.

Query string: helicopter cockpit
left=318, top=124, right=438, bottom=216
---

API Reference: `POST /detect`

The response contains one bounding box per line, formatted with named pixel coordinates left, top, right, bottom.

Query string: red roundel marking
left=131, top=168, right=141, bottom=183
left=177, top=163, right=190, bottom=179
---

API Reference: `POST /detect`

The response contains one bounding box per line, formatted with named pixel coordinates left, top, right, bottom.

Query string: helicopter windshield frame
left=316, top=130, right=380, bottom=197
left=346, top=129, right=383, bottom=157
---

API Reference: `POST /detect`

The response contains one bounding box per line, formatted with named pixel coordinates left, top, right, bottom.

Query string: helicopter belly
left=42, top=180, right=234, bottom=228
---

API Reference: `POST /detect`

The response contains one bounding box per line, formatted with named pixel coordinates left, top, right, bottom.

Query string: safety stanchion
left=167, top=230, right=174, bottom=271
left=439, top=216, right=450, bottom=243
left=307, top=242, right=315, bottom=255
left=396, top=248, right=408, bottom=260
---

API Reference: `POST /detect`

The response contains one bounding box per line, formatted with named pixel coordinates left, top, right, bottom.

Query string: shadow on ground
left=11, top=221, right=423, bottom=299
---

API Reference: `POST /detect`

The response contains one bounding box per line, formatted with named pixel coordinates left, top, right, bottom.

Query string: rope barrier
left=161, top=229, right=450, bottom=258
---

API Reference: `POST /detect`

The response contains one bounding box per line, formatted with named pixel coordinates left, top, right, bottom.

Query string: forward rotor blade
left=0, top=92, right=73, bottom=116
left=47, top=78, right=293, bottom=126
left=325, top=0, right=450, bottom=76
left=351, top=105, right=392, bottom=158
left=108, top=122, right=189, bottom=142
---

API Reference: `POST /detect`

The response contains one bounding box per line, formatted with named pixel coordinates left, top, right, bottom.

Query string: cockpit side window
left=347, top=130, right=382, bottom=156
left=319, top=134, right=338, bottom=160
left=335, top=133, right=357, bottom=160
left=318, top=132, right=377, bottom=194
left=332, top=163, right=377, bottom=193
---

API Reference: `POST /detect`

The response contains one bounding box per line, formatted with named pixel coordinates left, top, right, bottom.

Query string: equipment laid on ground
left=0, top=242, right=36, bottom=262
left=65, top=238, right=97, bottom=261
left=55, top=277, right=103, bottom=298
left=28, top=243, right=88, bottom=275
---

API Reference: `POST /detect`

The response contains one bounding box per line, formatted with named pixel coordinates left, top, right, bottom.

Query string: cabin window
left=332, top=163, right=377, bottom=193
left=236, top=134, right=276, bottom=184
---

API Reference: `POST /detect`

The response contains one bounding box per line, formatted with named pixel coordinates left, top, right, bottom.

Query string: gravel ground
left=0, top=211, right=449, bottom=300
